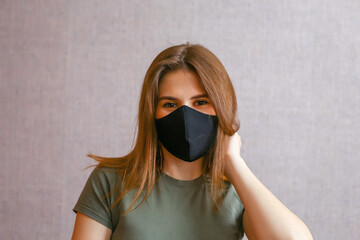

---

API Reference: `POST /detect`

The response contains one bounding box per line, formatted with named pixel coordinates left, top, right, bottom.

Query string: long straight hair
left=86, top=43, right=240, bottom=217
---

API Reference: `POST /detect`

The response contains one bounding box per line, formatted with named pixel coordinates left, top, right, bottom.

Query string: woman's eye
left=163, top=102, right=176, bottom=108
left=195, top=100, right=208, bottom=106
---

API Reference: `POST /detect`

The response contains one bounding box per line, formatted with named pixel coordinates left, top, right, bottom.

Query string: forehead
left=158, top=69, right=206, bottom=96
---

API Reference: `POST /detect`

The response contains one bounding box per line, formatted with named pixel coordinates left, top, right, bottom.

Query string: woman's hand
left=223, top=131, right=245, bottom=183
left=225, top=131, right=242, bottom=159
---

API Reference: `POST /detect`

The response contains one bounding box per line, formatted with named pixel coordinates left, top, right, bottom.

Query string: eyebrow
left=158, top=94, right=209, bottom=101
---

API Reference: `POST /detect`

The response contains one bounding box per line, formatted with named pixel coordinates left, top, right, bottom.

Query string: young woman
left=71, top=43, right=313, bottom=240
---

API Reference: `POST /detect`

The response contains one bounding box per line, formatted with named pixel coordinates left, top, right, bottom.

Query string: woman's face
left=155, top=69, right=216, bottom=119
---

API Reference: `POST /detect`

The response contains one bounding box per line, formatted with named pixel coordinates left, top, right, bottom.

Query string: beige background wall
left=1, top=0, right=359, bottom=239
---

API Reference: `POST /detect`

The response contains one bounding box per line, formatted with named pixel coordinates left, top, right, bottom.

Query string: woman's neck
left=160, top=145, right=203, bottom=181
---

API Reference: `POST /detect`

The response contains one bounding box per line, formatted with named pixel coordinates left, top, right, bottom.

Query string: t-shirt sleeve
left=72, top=166, right=114, bottom=230
left=231, top=184, right=245, bottom=235
left=237, top=206, right=245, bottom=235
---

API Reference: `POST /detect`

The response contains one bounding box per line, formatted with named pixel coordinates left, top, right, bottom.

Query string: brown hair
left=85, top=42, right=240, bottom=216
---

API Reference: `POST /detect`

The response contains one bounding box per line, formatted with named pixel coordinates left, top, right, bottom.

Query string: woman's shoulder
left=92, top=165, right=120, bottom=174
left=203, top=174, right=232, bottom=184
left=202, top=174, right=234, bottom=193
left=87, top=165, right=122, bottom=187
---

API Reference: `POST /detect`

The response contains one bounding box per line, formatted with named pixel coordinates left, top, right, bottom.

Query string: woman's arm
left=224, top=132, right=313, bottom=240
left=72, top=212, right=112, bottom=240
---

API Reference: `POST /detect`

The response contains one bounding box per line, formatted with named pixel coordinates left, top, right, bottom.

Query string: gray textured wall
left=1, top=0, right=359, bottom=239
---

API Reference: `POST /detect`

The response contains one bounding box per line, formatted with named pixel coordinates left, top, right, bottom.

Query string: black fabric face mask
left=155, top=105, right=218, bottom=162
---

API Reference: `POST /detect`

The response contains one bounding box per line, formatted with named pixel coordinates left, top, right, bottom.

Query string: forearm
left=227, top=155, right=313, bottom=240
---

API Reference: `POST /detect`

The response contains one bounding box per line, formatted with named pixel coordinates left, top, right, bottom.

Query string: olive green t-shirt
left=73, top=166, right=245, bottom=240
